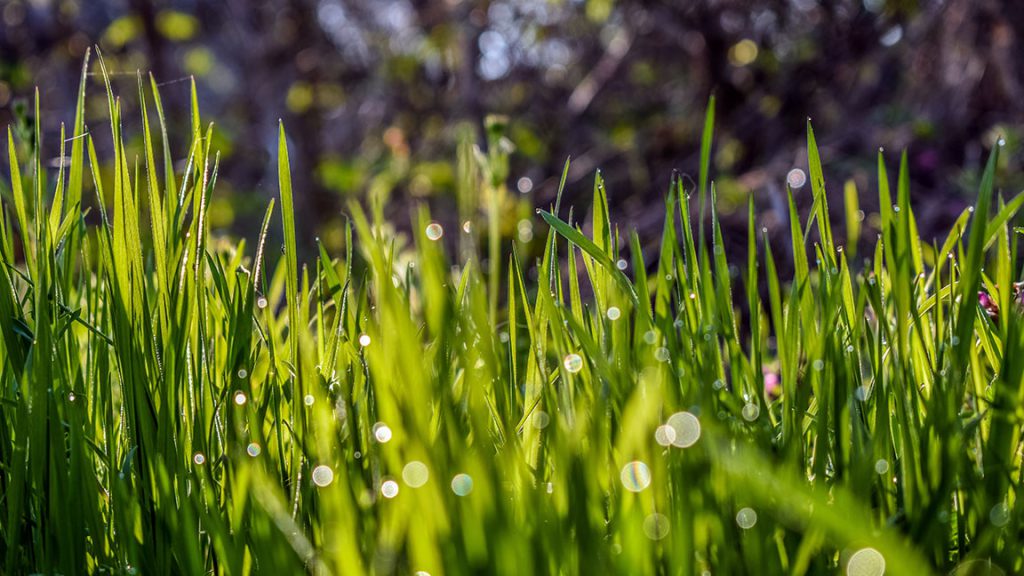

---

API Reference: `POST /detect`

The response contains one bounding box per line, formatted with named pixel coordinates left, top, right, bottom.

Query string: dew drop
left=847, top=548, right=885, bottom=576
left=304, top=394, right=315, bottom=406
left=312, top=465, right=335, bottom=487
left=425, top=222, right=444, bottom=241
left=257, top=296, right=268, bottom=309
left=666, top=411, right=701, bottom=448
left=874, top=459, right=889, bottom=474
left=616, top=259, right=628, bottom=271
left=736, top=507, right=758, bottom=529
left=812, top=359, right=825, bottom=371
left=68, top=392, right=76, bottom=402
left=643, top=513, right=671, bottom=540
left=237, top=368, right=248, bottom=380
left=517, top=176, right=534, bottom=194
left=606, top=306, right=621, bottom=321
left=655, top=347, right=671, bottom=363
left=786, top=168, right=807, bottom=189
left=246, top=443, right=261, bottom=457
left=402, top=461, right=429, bottom=487
left=532, top=410, right=550, bottom=430
left=741, top=402, right=760, bottom=422
left=373, top=422, right=393, bottom=444
left=462, top=220, right=472, bottom=234
left=654, top=424, right=677, bottom=446
left=381, top=479, right=400, bottom=499
left=619, top=461, right=652, bottom=492
left=358, top=333, right=371, bottom=347
left=990, top=503, right=1010, bottom=527
left=517, top=219, right=534, bottom=242
left=563, top=353, right=584, bottom=374
left=451, top=473, right=474, bottom=496
left=193, top=452, right=206, bottom=465
left=233, top=391, right=247, bottom=406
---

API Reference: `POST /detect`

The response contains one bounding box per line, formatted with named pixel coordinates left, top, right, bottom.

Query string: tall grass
left=2, top=53, right=1023, bottom=575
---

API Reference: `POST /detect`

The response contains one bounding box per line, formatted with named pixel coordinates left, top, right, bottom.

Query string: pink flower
left=763, top=366, right=781, bottom=401
left=978, top=290, right=999, bottom=321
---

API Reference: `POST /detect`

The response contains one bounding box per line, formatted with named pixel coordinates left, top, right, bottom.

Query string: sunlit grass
left=2, top=51, right=1024, bottom=575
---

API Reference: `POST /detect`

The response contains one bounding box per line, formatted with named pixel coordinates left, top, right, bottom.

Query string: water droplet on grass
left=381, top=479, right=400, bottom=499
left=741, top=403, right=760, bottom=422
left=257, top=296, right=268, bottom=309
left=563, top=353, right=584, bottom=373
left=990, top=503, right=1010, bottom=527
left=193, top=452, right=206, bottom=465
left=373, top=422, right=393, bottom=443
left=606, top=306, right=621, bottom=320
left=655, top=347, right=670, bottom=362
left=233, top=391, right=247, bottom=406
left=304, top=394, right=315, bottom=406
left=846, top=548, right=885, bottom=576
left=402, top=461, right=429, bottom=487
left=736, top=507, right=758, bottom=529
left=451, top=473, right=474, bottom=496
left=517, top=220, right=534, bottom=242
left=620, top=461, right=651, bottom=492
left=247, top=443, right=261, bottom=457
left=643, top=513, right=671, bottom=540
left=237, top=368, right=248, bottom=379
left=616, top=259, right=628, bottom=270
left=666, top=412, right=701, bottom=448
left=874, top=459, right=889, bottom=474
left=654, top=425, right=677, bottom=446
left=312, top=465, right=335, bottom=487
left=786, top=168, right=807, bottom=189
left=358, top=333, right=371, bottom=347
left=425, top=222, right=444, bottom=241
left=532, top=410, right=550, bottom=429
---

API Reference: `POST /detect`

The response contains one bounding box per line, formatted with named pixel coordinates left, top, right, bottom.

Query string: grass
left=2, top=52, right=1024, bottom=575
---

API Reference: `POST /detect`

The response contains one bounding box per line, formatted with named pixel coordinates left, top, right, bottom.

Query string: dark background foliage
left=2, top=0, right=1023, bottom=256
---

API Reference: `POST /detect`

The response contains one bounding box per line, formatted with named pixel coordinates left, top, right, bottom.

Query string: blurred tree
left=2, top=0, right=1023, bottom=256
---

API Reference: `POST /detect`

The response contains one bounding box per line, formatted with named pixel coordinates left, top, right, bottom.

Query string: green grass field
left=2, top=52, right=1023, bottom=575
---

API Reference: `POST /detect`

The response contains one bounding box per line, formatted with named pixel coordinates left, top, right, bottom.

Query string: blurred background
left=2, top=0, right=1024, bottom=258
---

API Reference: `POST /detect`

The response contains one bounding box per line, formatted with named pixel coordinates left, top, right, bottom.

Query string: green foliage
left=2, top=57, right=1024, bottom=576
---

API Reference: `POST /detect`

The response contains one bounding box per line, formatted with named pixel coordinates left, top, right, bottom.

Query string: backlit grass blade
left=698, top=95, right=715, bottom=250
